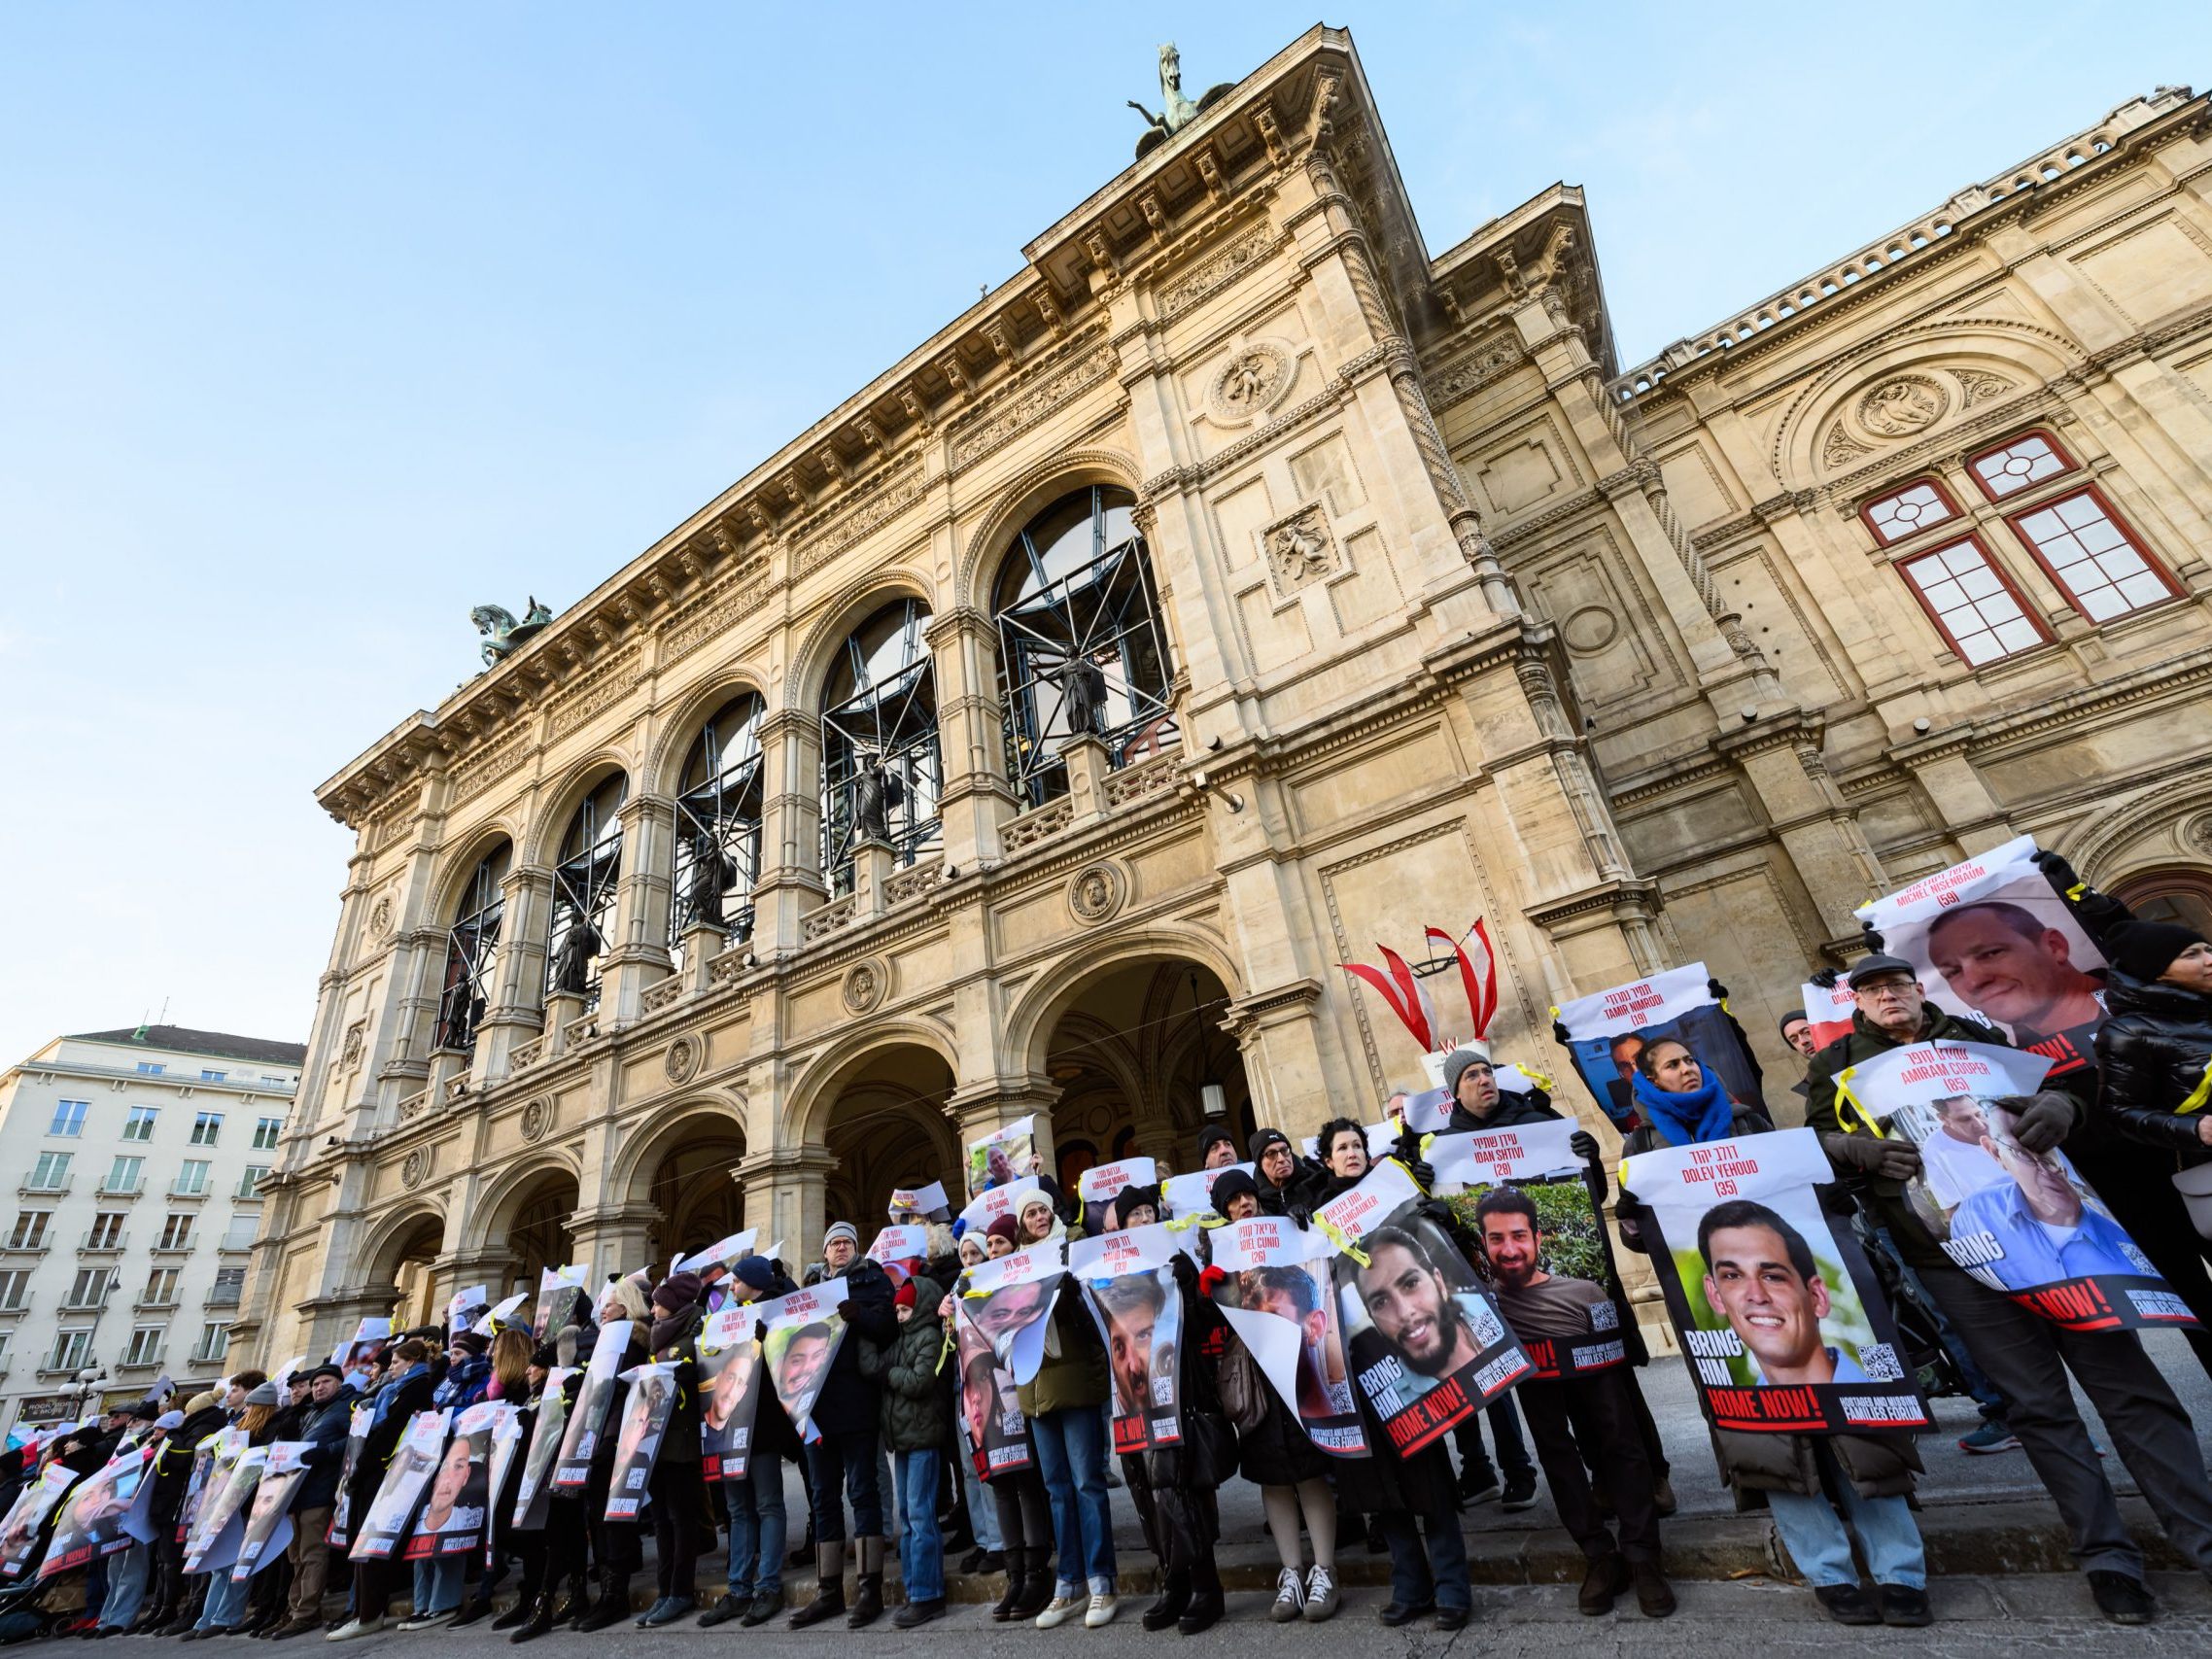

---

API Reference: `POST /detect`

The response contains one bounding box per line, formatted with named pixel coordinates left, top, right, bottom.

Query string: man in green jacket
left=1806, top=954, right=2212, bottom=1627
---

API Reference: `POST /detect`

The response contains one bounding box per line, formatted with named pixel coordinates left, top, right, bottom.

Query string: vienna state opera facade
left=235, top=25, right=2212, bottom=1361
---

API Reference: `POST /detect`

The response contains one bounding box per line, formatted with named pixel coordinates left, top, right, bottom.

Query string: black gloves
left=2002, top=1090, right=2077, bottom=1155
left=1822, top=1129, right=1922, bottom=1182
left=1569, top=1130, right=1599, bottom=1163
left=1551, top=1018, right=1573, bottom=1049
left=1808, top=966, right=1841, bottom=989
left=837, top=1300, right=856, bottom=1322
left=1708, top=977, right=1730, bottom=1001
left=2030, top=847, right=2082, bottom=892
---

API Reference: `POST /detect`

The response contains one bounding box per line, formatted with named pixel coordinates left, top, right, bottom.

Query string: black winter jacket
left=810, top=1257, right=897, bottom=1437
left=289, top=1386, right=358, bottom=1512
left=647, top=1305, right=705, bottom=1465
left=2094, top=970, right=2212, bottom=1169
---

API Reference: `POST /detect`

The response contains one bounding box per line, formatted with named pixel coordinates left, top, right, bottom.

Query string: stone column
left=678, top=920, right=730, bottom=993
left=477, top=864, right=555, bottom=1079
left=1061, top=735, right=1111, bottom=823
left=736, top=1148, right=837, bottom=1269
left=852, top=840, right=895, bottom=920
left=925, top=607, right=1020, bottom=869
left=564, top=1202, right=660, bottom=1287
left=753, top=708, right=827, bottom=955
left=600, top=791, right=677, bottom=1022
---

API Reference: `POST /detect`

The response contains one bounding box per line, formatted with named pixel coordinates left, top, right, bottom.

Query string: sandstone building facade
left=237, top=27, right=2212, bottom=1363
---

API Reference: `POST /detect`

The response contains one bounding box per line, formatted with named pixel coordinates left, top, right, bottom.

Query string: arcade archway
left=821, top=1045, right=959, bottom=1229
left=365, top=1209, right=446, bottom=1333
left=644, top=1121, right=748, bottom=1266
left=503, top=1170, right=581, bottom=1297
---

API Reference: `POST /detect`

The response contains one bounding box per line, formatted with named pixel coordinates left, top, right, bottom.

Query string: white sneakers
left=1270, top=1567, right=1306, bottom=1622
left=1035, top=1595, right=1086, bottom=1629
left=1084, top=1594, right=1119, bottom=1629
left=324, top=1617, right=384, bottom=1642
left=1037, top=1592, right=1119, bottom=1630
left=1303, top=1565, right=1338, bottom=1622
left=395, top=1611, right=453, bottom=1632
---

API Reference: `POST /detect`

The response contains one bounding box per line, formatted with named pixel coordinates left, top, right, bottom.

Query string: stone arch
left=641, top=670, right=775, bottom=800
left=460, top=1152, right=586, bottom=1255
left=952, top=446, right=1145, bottom=613
left=519, top=747, right=636, bottom=869
left=785, top=1016, right=962, bottom=1148
left=1002, top=920, right=1244, bottom=1084
left=608, top=1091, right=750, bottom=1204
left=355, top=1201, right=447, bottom=1295
left=427, top=819, right=523, bottom=924
left=2059, top=776, right=2212, bottom=889
left=782, top=570, right=939, bottom=712
left=1770, top=319, right=2089, bottom=489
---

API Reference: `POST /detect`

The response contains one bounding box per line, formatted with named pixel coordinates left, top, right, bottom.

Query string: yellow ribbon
left=1312, top=1213, right=1371, bottom=1268
left=1831, top=1065, right=1888, bottom=1139
left=2177, top=1057, right=2212, bottom=1118
left=1163, top=1212, right=1227, bottom=1233
left=2065, top=881, right=2088, bottom=901
left=1517, top=1066, right=1557, bottom=1093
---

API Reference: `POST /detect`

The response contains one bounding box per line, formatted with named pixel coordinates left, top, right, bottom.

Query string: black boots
left=847, top=1537, right=885, bottom=1629
left=1179, top=1567, right=1227, bottom=1636
left=551, top=1577, right=591, bottom=1629
left=1007, top=1546, right=1054, bottom=1621
left=507, top=1596, right=558, bottom=1644
left=1142, top=1571, right=1190, bottom=1632
left=787, top=1545, right=847, bottom=1628
left=574, top=1573, right=630, bottom=1634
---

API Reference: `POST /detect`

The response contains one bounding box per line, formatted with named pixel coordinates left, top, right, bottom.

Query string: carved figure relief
left=1206, top=339, right=1295, bottom=426
left=842, top=959, right=890, bottom=1015
left=367, top=894, right=394, bottom=939
left=1856, top=374, right=1950, bottom=438
left=340, top=1020, right=366, bottom=1070
left=1066, top=861, right=1128, bottom=924
left=519, top=1097, right=553, bottom=1142
left=664, top=1033, right=704, bottom=1085
left=401, top=1149, right=428, bottom=1187
left=1261, top=503, right=1340, bottom=598
left=1955, top=368, right=2019, bottom=408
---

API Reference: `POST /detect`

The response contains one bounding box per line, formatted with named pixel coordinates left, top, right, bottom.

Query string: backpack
left=1215, top=1332, right=1270, bottom=1433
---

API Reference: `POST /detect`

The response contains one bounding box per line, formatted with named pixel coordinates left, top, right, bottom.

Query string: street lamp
left=69, top=1365, right=107, bottom=1422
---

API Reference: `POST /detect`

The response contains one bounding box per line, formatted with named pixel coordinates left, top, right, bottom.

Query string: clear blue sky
left=2, top=2, right=2204, bottom=1064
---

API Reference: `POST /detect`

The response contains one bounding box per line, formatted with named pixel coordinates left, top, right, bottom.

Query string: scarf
left=1631, top=1066, right=1737, bottom=1149
left=369, top=1363, right=427, bottom=1431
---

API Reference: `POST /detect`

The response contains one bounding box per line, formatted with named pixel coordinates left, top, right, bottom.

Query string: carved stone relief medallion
left=400, top=1149, right=428, bottom=1187
left=1207, top=339, right=1296, bottom=426
left=664, top=1033, right=704, bottom=1086
left=1066, top=860, right=1127, bottom=924
left=1856, top=374, right=1949, bottom=438
left=1260, top=502, right=1340, bottom=599
left=367, top=894, right=394, bottom=938
left=842, top=958, right=890, bottom=1015
left=340, top=1020, right=366, bottom=1070
left=519, top=1097, right=553, bottom=1142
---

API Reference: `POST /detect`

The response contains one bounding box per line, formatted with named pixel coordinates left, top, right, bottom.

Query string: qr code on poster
left=1469, top=1296, right=1506, bottom=1350
left=1857, top=1342, right=1904, bottom=1382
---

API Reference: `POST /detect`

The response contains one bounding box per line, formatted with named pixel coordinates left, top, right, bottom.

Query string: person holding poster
left=881, top=1271, right=952, bottom=1628
left=449, top=1334, right=534, bottom=1630
left=968, top=1116, right=1039, bottom=1196
left=1011, top=1241, right=1119, bottom=1632
left=698, top=1257, right=799, bottom=1630
left=949, top=1289, right=1049, bottom=1624
left=1195, top=1123, right=1239, bottom=1170
left=635, top=1270, right=709, bottom=1628
left=1808, top=954, right=2212, bottom=1626
left=260, top=1365, right=354, bottom=1639
left=571, top=1283, right=649, bottom=1634
left=188, top=1388, right=280, bottom=1636
left=1556, top=962, right=1768, bottom=1129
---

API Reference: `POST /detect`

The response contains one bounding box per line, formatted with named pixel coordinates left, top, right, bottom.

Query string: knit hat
left=2105, top=919, right=2208, bottom=983
left=130, top=1401, right=158, bottom=1423
left=451, top=1331, right=490, bottom=1358
left=1441, top=1048, right=1491, bottom=1100
left=184, top=1391, right=219, bottom=1417
left=1778, top=1010, right=1809, bottom=1035
left=733, top=1256, right=778, bottom=1293
left=243, top=1382, right=280, bottom=1407
left=652, top=1270, right=704, bottom=1313
left=1209, top=1167, right=1261, bottom=1215
left=1114, top=1183, right=1162, bottom=1221
left=985, top=1213, right=1023, bottom=1247
left=893, top=1281, right=917, bottom=1310
left=155, top=1411, right=184, bottom=1432
left=1195, top=1123, right=1234, bottom=1160
left=531, top=1340, right=559, bottom=1369
left=307, top=1364, right=344, bottom=1384
left=822, top=1221, right=861, bottom=1254
left=1247, top=1127, right=1292, bottom=1165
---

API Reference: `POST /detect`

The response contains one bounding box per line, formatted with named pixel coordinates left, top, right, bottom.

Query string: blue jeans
left=1030, top=1408, right=1115, bottom=1597
left=896, top=1450, right=945, bottom=1602
left=98, top=1543, right=150, bottom=1629
left=959, top=1440, right=1001, bottom=1552
left=195, top=1572, right=250, bottom=1631
left=1769, top=1484, right=1927, bottom=1589
left=1379, top=1495, right=1470, bottom=1614
left=722, top=1449, right=786, bottom=1599
left=805, top=1429, right=883, bottom=1541
left=412, top=1554, right=465, bottom=1615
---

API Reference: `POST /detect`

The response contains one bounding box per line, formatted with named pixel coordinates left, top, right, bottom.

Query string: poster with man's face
left=1555, top=961, right=1766, bottom=1129
left=1621, top=1126, right=1931, bottom=1435
left=0, top=1464, right=82, bottom=1579
left=228, top=1442, right=307, bottom=1582
left=1160, top=1163, right=1252, bottom=1223
left=959, top=1246, right=1066, bottom=1386
left=38, top=1445, right=151, bottom=1578
left=698, top=1306, right=766, bottom=1482
left=326, top=1402, right=374, bottom=1546
left=552, top=1319, right=633, bottom=1491
left=174, top=1434, right=227, bottom=1547
left=1070, top=1227, right=1183, bottom=1455
left=1842, top=1042, right=2195, bottom=1331
left=532, top=1263, right=592, bottom=1343
left=350, top=1409, right=449, bottom=1561
left=510, top=1368, right=572, bottom=1531
left=967, top=1115, right=1036, bottom=1196
left=184, top=1445, right=265, bottom=1574
left=1206, top=1215, right=1365, bottom=1457
left=951, top=1301, right=1031, bottom=1477
left=1857, top=836, right=2109, bottom=1083
left=868, top=1225, right=929, bottom=1285
left=603, top=1365, right=675, bottom=1522
left=1433, top=1120, right=1633, bottom=1380
left=757, top=1280, right=848, bottom=1442
left=481, top=1409, right=524, bottom=1565
left=409, top=1402, right=504, bottom=1558
left=1316, top=1161, right=1532, bottom=1455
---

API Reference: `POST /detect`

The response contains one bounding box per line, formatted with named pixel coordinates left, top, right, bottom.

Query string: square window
left=174, top=1159, right=211, bottom=1196
left=253, top=1118, right=283, bottom=1151
left=28, top=1153, right=71, bottom=1191
left=135, top=1062, right=165, bottom=1077
left=121, top=1108, right=158, bottom=1142
left=190, top=1112, right=224, bottom=1146
left=1969, top=432, right=2074, bottom=499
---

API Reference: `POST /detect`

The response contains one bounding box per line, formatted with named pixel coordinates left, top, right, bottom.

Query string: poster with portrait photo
left=1160, top=1163, right=1250, bottom=1222
left=1620, top=1126, right=1929, bottom=1435
left=1206, top=1215, right=1366, bottom=1457
left=184, top=1445, right=264, bottom=1575
left=676, top=1230, right=757, bottom=1279
left=958, top=1176, right=1043, bottom=1237
left=409, top=1402, right=504, bottom=1558
left=532, top=1263, right=593, bottom=1344
left=868, top=1225, right=930, bottom=1284
left=228, top=1441, right=307, bottom=1582
left=1316, top=1160, right=1532, bottom=1455
left=889, top=1181, right=950, bottom=1224
left=326, top=1402, right=374, bottom=1546
left=39, top=1444, right=152, bottom=1578
left=472, top=1292, right=531, bottom=1337
left=481, top=1408, right=525, bottom=1567
left=698, top=1306, right=766, bottom=1482
left=1858, top=836, right=2107, bottom=1082
left=959, top=1246, right=1067, bottom=1386
left=334, top=1316, right=391, bottom=1375
left=0, top=1464, right=82, bottom=1580
left=1070, top=1226, right=1184, bottom=1456
left=951, top=1300, right=1031, bottom=1477
left=1077, top=1158, right=1158, bottom=1233
left=552, top=1319, right=634, bottom=1491
left=1840, top=1041, right=2195, bottom=1331
left=510, top=1369, right=571, bottom=1531
left=1557, top=962, right=1766, bottom=1129
left=173, top=1432, right=229, bottom=1548
left=1432, top=1121, right=1632, bottom=1379
left=967, top=1115, right=1037, bottom=1196
left=603, top=1365, right=675, bottom=1522
left=1800, top=978, right=1858, bottom=1054
left=758, top=1279, right=849, bottom=1442
left=350, top=1410, right=449, bottom=1561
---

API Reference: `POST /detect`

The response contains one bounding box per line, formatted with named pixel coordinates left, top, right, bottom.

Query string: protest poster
left=1432, top=1121, right=1632, bottom=1380
left=868, top=1225, right=930, bottom=1282
left=958, top=1176, right=1042, bottom=1236
left=758, top=1279, right=849, bottom=1441
left=889, top=1181, right=950, bottom=1222
left=39, top=1445, right=152, bottom=1577
left=552, top=1319, right=633, bottom=1490
left=1161, top=1163, right=1250, bottom=1221
left=408, top=1401, right=504, bottom=1559
left=173, top=1432, right=228, bottom=1549
left=229, top=1442, right=307, bottom=1582
left=532, top=1264, right=593, bottom=1343
left=326, top=1402, right=373, bottom=1547
left=335, top=1316, right=391, bottom=1374
left=1838, top=1042, right=2196, bottom=1331
left=603, top=1365, right=677, bottom=1521
left=184, top=1445, right=265, bottom=1575
left=676, top=1230, right=757, bottom=1278
left=1800, top=978, right=1858, bottom=1053
left=1206, top=1215, right=1365, bottom=1456
left=510, top=1369, right=572, bottom=1531
left=959, top=1246, right=1067, bottom=1386
left=1389, top=1088, right=1455, bottom=1136
left=698, top=1306, right=766, bottom=1482
left=1315, top=1159, right=1532, bottom=1453
left=0, top=1465, right=82, bottom=1579
left=1557, top=962, right=1765, bottom=1129
left=350, top=1410, right=449, bottom=1560
left=472, top=1291, right=530, bottom=1336
left=952, top=1300, right=1031, bottom=1478
left=967, top=1115, right=1037, bottom=1195
left=1857, top=836, right=2107, bottom=1083
left=1070, top=1226, right=1184, bottom=1455
left=482, top=1408, right=526, bottom=1567
left=1620, top=1126, right=1930, bottom=1434
left=1077, top=1158, right=1158, bottom=1230
left=446, top=1285, right=490, bottom=1331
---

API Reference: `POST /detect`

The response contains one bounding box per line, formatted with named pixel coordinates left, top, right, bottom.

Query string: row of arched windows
left=428, top=487, right=1179, bottom=1053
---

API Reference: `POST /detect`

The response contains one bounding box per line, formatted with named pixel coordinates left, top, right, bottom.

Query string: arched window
left=2111, top=865, right=2212, bottom=940
left=820, top=599, right=941, bottom=893
left=545, top=773, right=626, bottom=1011
left=671, top=693, right=765, bottom=957
left=433, top=842, right=510, bottom=1053
left=993, top=485, right=1176, bottom=808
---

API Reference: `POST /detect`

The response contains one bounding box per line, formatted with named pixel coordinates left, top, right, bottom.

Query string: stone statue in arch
left=684, top=834, right=734, bottom=929
left=853, top=759, right=906, bottom=846
left=1062, top=656, right=1109, bottom=741
left=551, top=915, right=603, bottom=996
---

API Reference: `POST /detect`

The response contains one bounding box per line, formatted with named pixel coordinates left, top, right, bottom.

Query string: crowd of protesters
left=2, top=868, right=2208, bottom=1640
